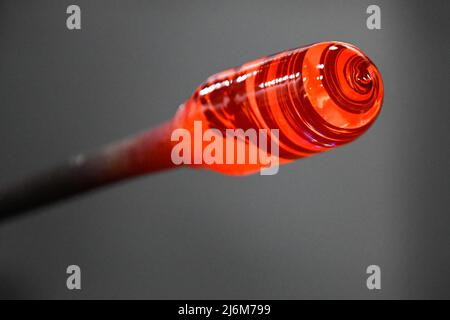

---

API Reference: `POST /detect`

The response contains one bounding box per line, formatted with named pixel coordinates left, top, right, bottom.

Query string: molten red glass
left=0, top=41, right=384, bottom=215
left=170, top=41, right=383, bottom=175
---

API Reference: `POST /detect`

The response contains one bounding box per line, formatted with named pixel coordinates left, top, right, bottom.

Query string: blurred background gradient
left=0, top=0, right=449, bottom=299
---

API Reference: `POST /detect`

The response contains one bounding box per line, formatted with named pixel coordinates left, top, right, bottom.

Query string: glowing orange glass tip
left=166, top=41, right=383, bottom=175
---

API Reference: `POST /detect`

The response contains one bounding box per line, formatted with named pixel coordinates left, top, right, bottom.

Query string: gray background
left=0, top=0, right=449, bottom=299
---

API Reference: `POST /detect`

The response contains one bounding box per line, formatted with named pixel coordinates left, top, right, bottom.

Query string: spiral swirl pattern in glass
left=176, top=41, right=383, bottom=174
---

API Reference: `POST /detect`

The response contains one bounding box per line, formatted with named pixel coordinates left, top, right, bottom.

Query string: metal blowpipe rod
left=0, top=41, right=383, bottom=221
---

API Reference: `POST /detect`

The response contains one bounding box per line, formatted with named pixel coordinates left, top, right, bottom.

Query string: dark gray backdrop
left=0, top=0, right=449, bottom=299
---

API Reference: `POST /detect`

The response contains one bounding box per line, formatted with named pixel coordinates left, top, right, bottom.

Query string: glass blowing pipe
left=0, top=41, right=383, bottom=218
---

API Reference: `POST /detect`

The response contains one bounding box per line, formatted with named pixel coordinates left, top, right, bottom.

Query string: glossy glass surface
left=173, top=41, right=383, bottom=175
